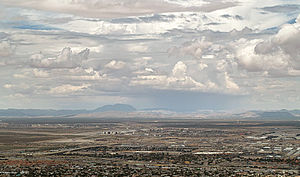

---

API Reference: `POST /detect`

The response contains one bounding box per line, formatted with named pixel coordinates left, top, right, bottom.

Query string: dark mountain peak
left=93, top=104, right=136, bottom=112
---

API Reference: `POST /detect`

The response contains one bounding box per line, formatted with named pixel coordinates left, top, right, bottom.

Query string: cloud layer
left=1, top=0, right=300, bottom=110
left=0, top=0, right=236, bottom=18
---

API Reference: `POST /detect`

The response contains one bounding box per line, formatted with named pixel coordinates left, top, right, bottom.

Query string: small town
left=0, top=118, right=299, bottom=176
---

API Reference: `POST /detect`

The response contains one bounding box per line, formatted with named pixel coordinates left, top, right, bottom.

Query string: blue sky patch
left=14, top=24, right=59, bottom=31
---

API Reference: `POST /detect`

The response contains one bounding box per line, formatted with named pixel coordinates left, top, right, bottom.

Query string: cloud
left=131, top=61, right=208, bottom=91
left=172, top=61, right=187, bottom=78
left=49, top=84, right=90, bottom=94
left=224, top=72, right=239, bottom=90
left=235, top=14, right=300, bottom=76
left=236, top=38, right=289, bottom=75
left=168, top=61, right=206, bottom=90
left=105, top=60, right=126, bottom=70
left=67, top=67, right=104, bottom=81
left=0, top=40, right=15, bottom=57
left=30, top=47, right=90, bottom=68
left=6, top=93, right=26, bottom=99
left=1, top=0, right=300, bottom=110
left=2, top=83, right=35, bottom=95
left=3, top=84, right=13, bottom=89
left=198, top=62, right=208, bottom=70
left=145, top=68, right=154, bottom=73
left=0, top=0, right=236, bottom=19
left=126, top=43, right=148, bottom=53
left=221, top=14, right=243, bottom=20
left=32, top=68, right=49, bottom=78
left=130, top=57, right=242, bottom=94
left=169, top=38, right=212, bottom=59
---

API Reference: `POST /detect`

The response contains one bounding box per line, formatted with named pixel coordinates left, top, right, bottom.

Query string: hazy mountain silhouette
left=0, top=105, right=299, bottom=120
left=93, top=104, right=136, bottom=112
left=0, top=104, right=136, bottom=117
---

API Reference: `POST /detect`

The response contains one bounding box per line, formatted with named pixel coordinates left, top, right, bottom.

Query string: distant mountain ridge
left=0, top=105, right=299, bottom=120
left=94, top=104, right=136, bottom=112
left=0, top=109, right=87, bottom=117
left=232, top=110, right=300, bottom=120
left=0, top=104, right=136, bottom=117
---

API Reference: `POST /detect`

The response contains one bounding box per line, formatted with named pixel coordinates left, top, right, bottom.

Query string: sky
left=0, top=0, right=300, bottom=111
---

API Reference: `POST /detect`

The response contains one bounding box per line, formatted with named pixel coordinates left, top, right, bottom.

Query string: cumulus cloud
left=105, top=60, right=126, bottom=70
left=236, top=39, right=290, bottom=76
left=224, top=72, right=239, bottom=90
left=235, top=14, right=300, bottom=76
left=169, top=38, right=212, bottom=59
left=172, top=61, right=187, bottom=78
left=68, top=67, right=104, bottom=81
left=30, top=47, right=90, bottom=68
left=168, top=61, right=205, bottom=89
left=131, top=61, right=206, bottom=91
left=130, top=58, right=242, bottom=94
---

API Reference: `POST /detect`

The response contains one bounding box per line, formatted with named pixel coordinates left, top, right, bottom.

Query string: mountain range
left=0, top=104, right=135, bottom=117
left=0, top=104, right=299, bottom=120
